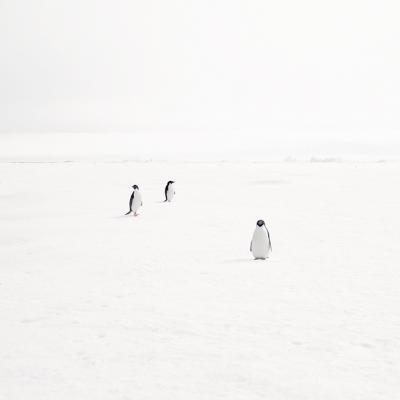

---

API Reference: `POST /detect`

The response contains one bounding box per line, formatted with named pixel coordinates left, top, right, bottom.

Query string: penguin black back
left=164, top=180, right=174, bottom=202
left=125, top=185, right=139, bottom=215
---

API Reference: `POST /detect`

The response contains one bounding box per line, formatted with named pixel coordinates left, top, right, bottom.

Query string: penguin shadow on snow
left=222, top=258, right=253, bottom=264
left=223, top=257, right=270, bottom=264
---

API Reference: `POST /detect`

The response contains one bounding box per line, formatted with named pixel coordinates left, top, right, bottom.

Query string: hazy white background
left=2, top=3, right=400, bottom=398
left=1, top=0, right=400, bottom=158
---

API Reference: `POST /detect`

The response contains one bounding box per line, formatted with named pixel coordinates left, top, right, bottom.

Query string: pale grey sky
left=1, top=0, right=400, bottom=146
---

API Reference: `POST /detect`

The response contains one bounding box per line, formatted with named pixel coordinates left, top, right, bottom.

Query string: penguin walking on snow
left=250, top=220, right=272, bottom=260
left=125, top=185, right=143, bottom=216
left=164, top=180, right=175, bottom=202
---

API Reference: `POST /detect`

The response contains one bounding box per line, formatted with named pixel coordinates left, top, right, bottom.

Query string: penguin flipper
left=126, top=191, right=134, bottom=214
left=250, top=240, right=252, bottom=252
left=266, top=228, right=272, bottom=251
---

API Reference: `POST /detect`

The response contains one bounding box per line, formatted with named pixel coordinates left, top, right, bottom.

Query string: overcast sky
left=1, top=0, right=399, bottom=151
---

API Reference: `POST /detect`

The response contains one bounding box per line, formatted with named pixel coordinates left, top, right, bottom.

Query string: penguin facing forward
left=164, top=180, right=175, bottom=202
left=250, top=220, right=272, bottom=260
left=125, top=185, right=143, bottom=216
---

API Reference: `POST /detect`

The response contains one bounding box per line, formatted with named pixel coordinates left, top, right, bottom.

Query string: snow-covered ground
left=1, top=160, right=399, bottom=399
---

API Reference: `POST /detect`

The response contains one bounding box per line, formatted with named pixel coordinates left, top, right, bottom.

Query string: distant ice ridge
left=0, top=132, right=398, bottom=163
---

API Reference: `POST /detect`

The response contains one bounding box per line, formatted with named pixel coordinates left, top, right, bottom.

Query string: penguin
left=250, top=220, right=272, bottom=260
left=164, top=180, right=175, bottom=202
left=125, top=185, right=143, bottom=216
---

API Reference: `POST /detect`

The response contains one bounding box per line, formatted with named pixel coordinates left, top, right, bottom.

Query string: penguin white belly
left=251, top=228, right=271, bottom=259
left=166, top=184, right=175, bottom=202
left=132, top=192, right=142, bottom=213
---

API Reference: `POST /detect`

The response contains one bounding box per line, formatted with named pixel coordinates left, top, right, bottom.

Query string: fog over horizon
left=1, top=0, right=400, bottom=158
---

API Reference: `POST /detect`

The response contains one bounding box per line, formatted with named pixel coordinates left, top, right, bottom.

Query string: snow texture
left=1, top=160, right=399, bottom=399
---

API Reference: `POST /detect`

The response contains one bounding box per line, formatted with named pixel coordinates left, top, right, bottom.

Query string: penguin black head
left=132, top=185, right=139, bottom=190
left=168, top=180, right=175, bottom=185
left=257, top=220, right=265, bottom=227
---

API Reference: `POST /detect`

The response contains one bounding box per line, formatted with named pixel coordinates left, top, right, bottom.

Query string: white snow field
left=1, top=160, right=399, bottom=400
